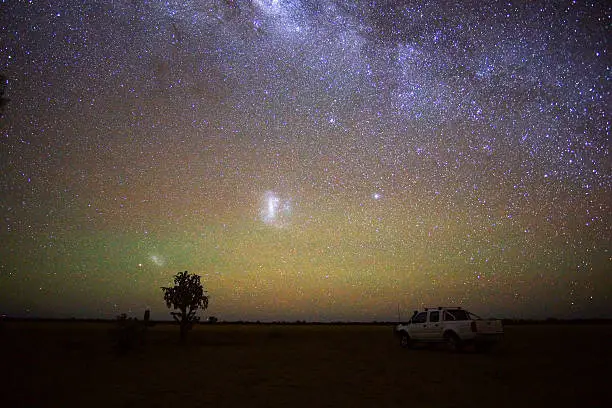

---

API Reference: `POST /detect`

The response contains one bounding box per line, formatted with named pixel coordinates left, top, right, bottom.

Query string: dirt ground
left=0, top=322, right=609, bottom=407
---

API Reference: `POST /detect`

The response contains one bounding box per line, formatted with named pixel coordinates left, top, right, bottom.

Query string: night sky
left=1, top=0, right=610, bottom=321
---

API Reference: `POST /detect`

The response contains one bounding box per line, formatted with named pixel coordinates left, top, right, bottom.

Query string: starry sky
left=1, top=0, right=610, bottom=321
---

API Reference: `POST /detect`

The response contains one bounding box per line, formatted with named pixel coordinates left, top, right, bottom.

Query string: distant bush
left=110, top=313, right=147, bottom=354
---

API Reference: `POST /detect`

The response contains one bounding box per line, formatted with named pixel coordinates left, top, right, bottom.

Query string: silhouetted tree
left=161, top=271, right=209, bottom=342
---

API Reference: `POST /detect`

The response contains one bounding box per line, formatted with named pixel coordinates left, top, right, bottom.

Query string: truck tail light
left=471, top=321, right=477, bottom=332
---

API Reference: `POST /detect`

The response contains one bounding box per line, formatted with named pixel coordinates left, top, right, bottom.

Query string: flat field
left=0, top=322, right=609, bottom=407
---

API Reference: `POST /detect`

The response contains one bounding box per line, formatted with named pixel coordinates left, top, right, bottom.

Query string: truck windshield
left=444, top=310, right=470, bottom=321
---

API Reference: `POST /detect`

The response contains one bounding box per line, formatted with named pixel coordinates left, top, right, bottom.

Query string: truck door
left=424, top=311, right=442, bottom=340
left=410, top=312, right=428, bottom=340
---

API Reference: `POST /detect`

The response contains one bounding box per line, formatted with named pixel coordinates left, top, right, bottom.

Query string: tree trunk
left=179, top=308, right=188, bottom=343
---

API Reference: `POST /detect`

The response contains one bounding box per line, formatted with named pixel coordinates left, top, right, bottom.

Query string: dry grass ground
left=0, top=322, right=609, bottom=407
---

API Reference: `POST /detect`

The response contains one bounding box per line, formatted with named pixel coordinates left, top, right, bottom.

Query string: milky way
left=1, top=0, right=610, bottom=321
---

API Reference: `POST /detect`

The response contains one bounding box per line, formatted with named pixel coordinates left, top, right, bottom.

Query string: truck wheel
left=445, top=332, right=463, bottom=352
left=400, top=332, right=412, bottom=348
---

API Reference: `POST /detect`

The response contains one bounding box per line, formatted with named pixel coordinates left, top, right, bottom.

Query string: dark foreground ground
left=1, top=322, right=610, bottom=408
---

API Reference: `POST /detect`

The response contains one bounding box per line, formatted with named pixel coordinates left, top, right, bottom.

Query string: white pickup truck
left=394, top=307, right=503, bottom=352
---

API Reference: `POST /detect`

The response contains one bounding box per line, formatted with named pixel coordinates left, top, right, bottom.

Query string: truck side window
left=429, top=311, right=440, bottom=322
left=445, top=310, right=470, bottom=321
left=456, top=310, right=470, bottom=320
left=412, top=312, right=427, bottom=324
